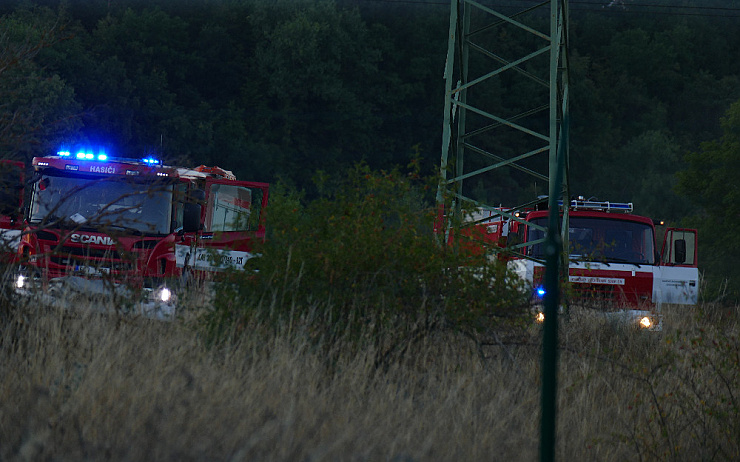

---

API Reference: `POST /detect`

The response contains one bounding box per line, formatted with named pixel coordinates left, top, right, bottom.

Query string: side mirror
left=674, top=239, right=686, bottom=264
left=189, top=188, right=206, bottom=203
left=506, top=233, right=520, bottom=247
left=182, top=203, right=201, bottom=233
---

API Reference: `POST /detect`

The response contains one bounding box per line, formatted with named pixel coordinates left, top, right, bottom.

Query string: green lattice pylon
left=437, top=0, right=570, bottom=259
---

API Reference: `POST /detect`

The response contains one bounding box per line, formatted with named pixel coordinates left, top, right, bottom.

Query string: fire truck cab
left=468, top=198, right=699, bottom=329
left=16, top=146, right=269, bottom=312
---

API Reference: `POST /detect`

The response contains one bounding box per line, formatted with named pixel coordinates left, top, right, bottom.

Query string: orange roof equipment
left=193, top=165, right=236, bottom=180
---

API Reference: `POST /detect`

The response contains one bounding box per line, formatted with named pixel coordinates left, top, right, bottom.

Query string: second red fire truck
left=461, top=198, right=699, bottom=329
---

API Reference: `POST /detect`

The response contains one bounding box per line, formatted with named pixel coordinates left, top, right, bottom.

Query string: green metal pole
left=438, top=0, right=458, bottom=206
left=437, top=0, right=459, bottom=244
left=454, top=3, right=470, bottom=226
left=540, top=0, right=569, bottom=458
left=540, top=118, right=567, bottom=462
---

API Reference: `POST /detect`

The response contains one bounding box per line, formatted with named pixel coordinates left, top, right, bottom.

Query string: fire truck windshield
left=30, top=173, right=174, bottom=235
left=528, top=216, right=655, bottom=265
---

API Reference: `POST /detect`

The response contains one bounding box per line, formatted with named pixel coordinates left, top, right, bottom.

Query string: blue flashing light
left=75, top=151, right=97, bottom=160
left=56, top=144, right=162, bottom=166
left=57, top=144, right=110, bottom=162
left=536, top=286, right=546, bottom=298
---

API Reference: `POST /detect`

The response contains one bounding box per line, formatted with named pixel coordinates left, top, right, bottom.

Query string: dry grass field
left=1, top=291, right=738, bottom=461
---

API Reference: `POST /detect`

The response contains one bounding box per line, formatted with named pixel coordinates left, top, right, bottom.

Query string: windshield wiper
left=569, top=254, right=611, bottom=267
left=35, top=215, right=72, bottom=228
left=604, top=257, right=643, bottom=268
left=102, top=224, right=145, bottom=236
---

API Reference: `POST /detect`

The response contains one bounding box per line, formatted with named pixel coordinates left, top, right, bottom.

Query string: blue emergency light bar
left=56, top=146, right=160, bottom=166
left=57, top=149, right=109, bottom=161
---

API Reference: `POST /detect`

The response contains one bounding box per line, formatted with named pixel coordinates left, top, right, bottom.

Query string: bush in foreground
left=202, top=164, right=530, bottom=361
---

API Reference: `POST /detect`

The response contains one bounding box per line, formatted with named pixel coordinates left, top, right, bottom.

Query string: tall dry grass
left=2, top=288, right=738, bottom=461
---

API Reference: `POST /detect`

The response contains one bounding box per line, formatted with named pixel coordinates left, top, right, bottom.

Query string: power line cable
left=352, top=0, right=740, bottom=17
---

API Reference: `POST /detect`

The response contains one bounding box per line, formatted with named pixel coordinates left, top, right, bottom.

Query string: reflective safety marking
left=175, top=244, right=255, bottom=271
left=569, top=276, right=625, bottom=285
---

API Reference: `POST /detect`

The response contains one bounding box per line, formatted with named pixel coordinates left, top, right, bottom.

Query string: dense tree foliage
left=0, top=6, right=80, bottom=160
left=678, top=101, right=740, bottom=301
left=1, top=0, right=740, bottom=300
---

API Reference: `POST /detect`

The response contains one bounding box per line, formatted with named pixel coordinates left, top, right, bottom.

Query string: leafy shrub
left=201, top=163, right=529, bottom=358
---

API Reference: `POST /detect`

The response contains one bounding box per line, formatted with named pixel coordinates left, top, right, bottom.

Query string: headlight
left=157, top=286, right=173, bottom=303
left=639, top=316, right=653, bottom=329
left=535, top=311, right=545, bottom=323
left=13, top=272, right=38, bottom=291
left=141, top=285, right=178, bottom=320
left=148, top=286, right=175, bottom=304
left=13, top=272, right=42, bottom=294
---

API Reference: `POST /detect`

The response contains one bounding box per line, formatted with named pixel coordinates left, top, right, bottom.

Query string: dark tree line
left=1, top=0, right=739, bottom=299
left=1, top=0, right=448, bottom=193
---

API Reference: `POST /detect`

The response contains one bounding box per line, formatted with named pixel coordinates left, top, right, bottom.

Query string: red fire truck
left=14, top=146, right=269, bottom=315
left=465, top=198, right=699, bottom=329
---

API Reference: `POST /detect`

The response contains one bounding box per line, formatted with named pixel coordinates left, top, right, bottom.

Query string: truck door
left=661, top=228, right=697, bottom=267
left=655, top=228, right=699, bottom=305
left=188, top=178, right=269, bottom=273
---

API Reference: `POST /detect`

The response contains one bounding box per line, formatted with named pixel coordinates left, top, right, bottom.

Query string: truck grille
left=50, top=245, right=134, bottom=273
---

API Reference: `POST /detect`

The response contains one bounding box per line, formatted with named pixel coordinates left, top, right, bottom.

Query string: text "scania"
left=70, top=233, right=115, bottom=246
